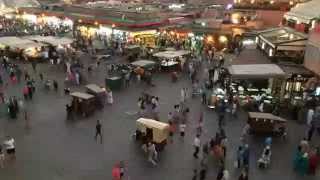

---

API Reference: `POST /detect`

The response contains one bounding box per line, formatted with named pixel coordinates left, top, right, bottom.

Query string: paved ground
left=0, top=51, right=319, bottom=180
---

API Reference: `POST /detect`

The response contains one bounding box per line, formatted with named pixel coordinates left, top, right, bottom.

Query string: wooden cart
left=248, top=112, right=287, bottom=134
left=85, top=84, right=106, bottom=108
left=70, top=92, right=95, bottom=117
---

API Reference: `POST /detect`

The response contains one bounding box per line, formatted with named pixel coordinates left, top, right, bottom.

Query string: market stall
left=0, top=36, right=46, bottom=59
left=228, top=64, right=286, bottom=109
left=256, top=27, right=307, bottom=62
left=131, top=60, right=156, bottom=71
left=248, top=112, right=287, bottom=135
left=25, top=35, right=74, bottom=47
left=153, top=50, right=190, bottom=71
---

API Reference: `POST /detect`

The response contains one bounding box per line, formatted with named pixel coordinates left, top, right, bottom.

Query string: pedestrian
left=307, top=124, right=315, bottom=141
left=199, top=165, right=207, bottom=180
left=179, top=122, right=186, bottom=138
left=236, top=145, right=244, bottom=168
left=3, top=136, right=15, bottom=160
left=243, top=144, right=250, bottom=168
left=23, top=85, right=29, bottom=100
left=147, top=142, right=158, bottom=166
left=192, top=169, right=198, bottom=180
left=0, top=145, right=4, bottom=168
left=107, top=89, right=113, bottom=105
left=181, top=88, right=186, bottom=103
left=94, top=120, right=102, bottom=144
left=39, top=73, right=43, bottom=81
left=169, top=120, right=175, bottom=143
left=197, top=112, right=204, bottom=135
left=193, top=134, right=201, bottom=159
left=308, top=147, right=319, bottom=175
left=216, top=166, right=224, bottom=180
left=307, top=108, right=315, bottom=126
left=53, top=80, right=58, bottom=92
left=238, top=168, right=249, bottom=180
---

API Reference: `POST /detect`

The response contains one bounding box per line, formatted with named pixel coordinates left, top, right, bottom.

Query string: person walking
left=94, top=120, right=102, bottom=144
left=193, top=134, right=201, bottom=159
left=53, top=80, right=58, bottom=92
left=3, top=136, right=15, bottom=160
left=192, top=169, right=198, bottom=180
left=0, top=145, right=4, bottom=168
left=179, top=122, right=186, bottom=139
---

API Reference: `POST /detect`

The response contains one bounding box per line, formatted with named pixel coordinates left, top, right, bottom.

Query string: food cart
left=135, top=118, right=169, bottom=151
left=248, top=112, right=287, bottom=135
left=70, top=92, right=95, bottom=117
left=85, top=84, right=106, bottom=108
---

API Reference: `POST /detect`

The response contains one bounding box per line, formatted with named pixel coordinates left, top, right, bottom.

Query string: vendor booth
left=256, top=27, right=307, bottom=63
left=248, top=112, right=287, bottom=135
left=131, top=60, right=156, bottom=71
left=153, top=50, right=190, bottom=71
left=228, top=64, right=286, bottom=108
left=0, top=36, right=46, bottom=60
left=25, top=35, right=74, bottom=47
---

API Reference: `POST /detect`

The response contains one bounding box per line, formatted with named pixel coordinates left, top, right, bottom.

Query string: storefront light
left=78, top=19, right=82, bottom=23
left=250, top=0, right=255, bottom=4
left=219, top=35, right=228, bottom=43
left=201, top=22, right=206, bottom=27
left=289, top=1, right=294, bottom=5
left=94, top=21, right=99, bottom=26
left=270, top=0, right=274, bottom=4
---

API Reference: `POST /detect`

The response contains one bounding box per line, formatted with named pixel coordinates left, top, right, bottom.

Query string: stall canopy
left=284, top=0, right=320, bottom=24
left=24, top=35, right=74, bottom=46
left=228, top=64, right=286, bottom=79
left=153, top=50, right=190, bottom=59
left=257, top=27, right=308, bottom=51
left=0, top=36, right=45, bottom=49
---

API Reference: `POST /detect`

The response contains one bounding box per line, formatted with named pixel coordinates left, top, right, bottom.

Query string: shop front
left=128, top=29, right=158, bottom=47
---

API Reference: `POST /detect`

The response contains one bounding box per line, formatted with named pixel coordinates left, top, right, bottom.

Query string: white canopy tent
left=24, top=35, right=74, bottom=46
left=228, top=64, right=286, bottom=79
left=153, top=50, right=190, bottom=59
left=0, top=36, right=45, bottom=49
left=284, top=0, right=320, bottom=24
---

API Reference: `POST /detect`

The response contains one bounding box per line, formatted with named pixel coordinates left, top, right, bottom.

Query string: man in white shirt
left=193, top=134, right=201, bottom=159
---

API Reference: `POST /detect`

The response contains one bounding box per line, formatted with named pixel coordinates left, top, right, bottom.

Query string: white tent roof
left=153, top=50, right=190, bottom=59
left=228, top=64, right=285, bottom=79
left=0, top=36, right=45, bottom=49
left=284, top=0, right=320, bottom=23
left=0, top=0, right=40, bottom=8
left=25, top=35, right=74, bottom=46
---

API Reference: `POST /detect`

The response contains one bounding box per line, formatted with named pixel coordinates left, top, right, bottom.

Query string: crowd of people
left=0, top=15, right=319, bottom=180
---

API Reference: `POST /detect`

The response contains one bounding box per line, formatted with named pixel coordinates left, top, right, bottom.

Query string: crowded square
left=0, top=0, right=319, bottom=180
